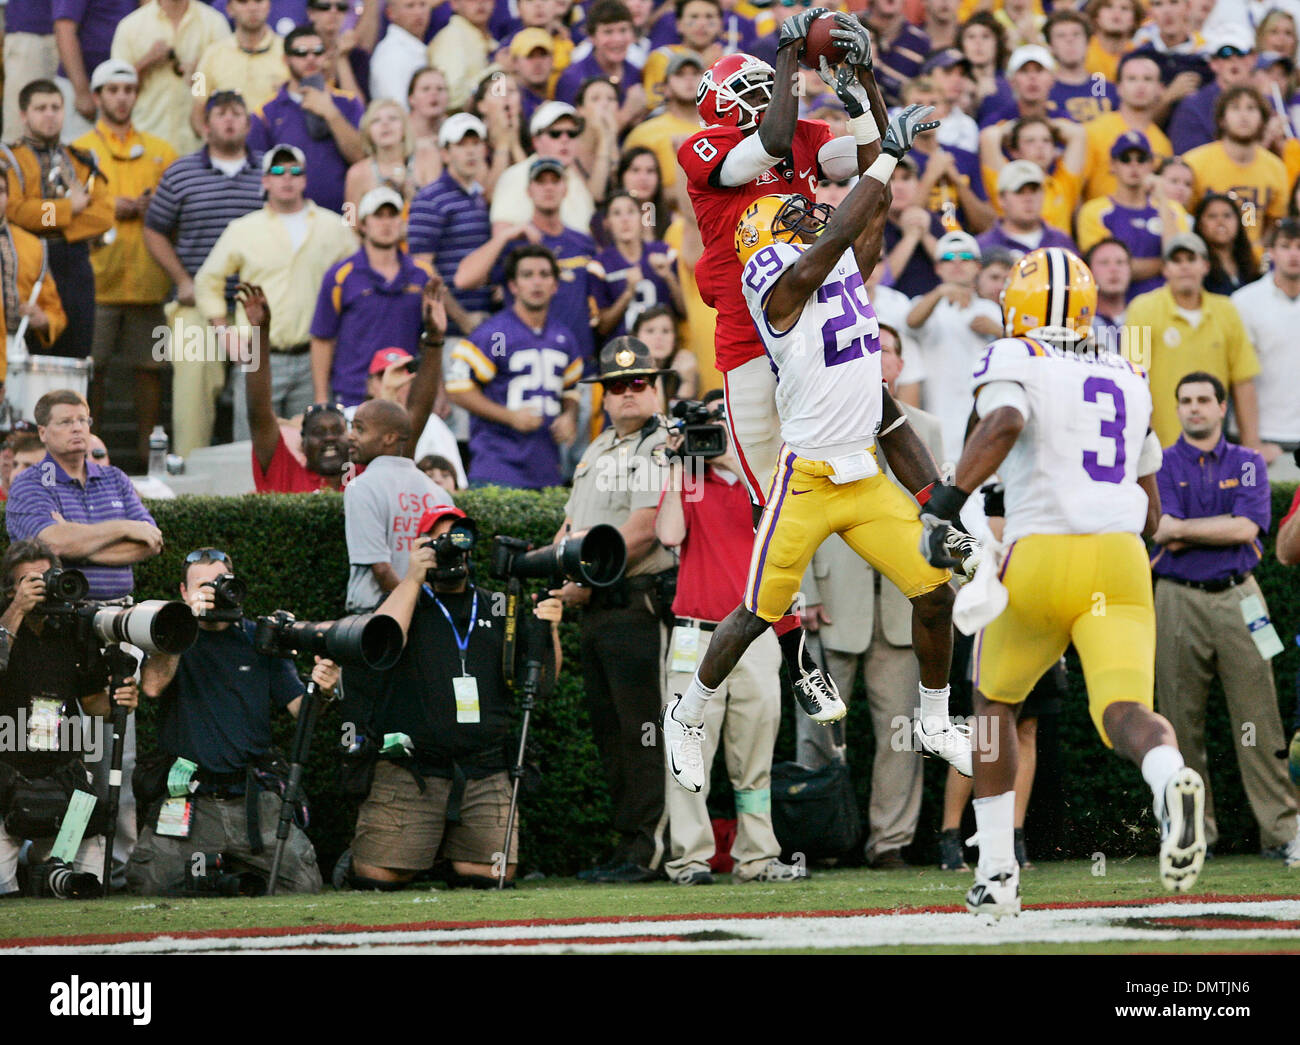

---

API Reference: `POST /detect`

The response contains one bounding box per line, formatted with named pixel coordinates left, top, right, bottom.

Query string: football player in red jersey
left=678, top=11, right=895, bottom=723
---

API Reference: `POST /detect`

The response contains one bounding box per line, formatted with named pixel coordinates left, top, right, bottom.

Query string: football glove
left=778, top=6, right=829, bottom=51
left=817, top=56, right=869, bottom=118
left=828, top=12, right=873, bottom=68
left=981, top=481, right=1005, bottom=519
left=918, top=482, right=970, bottom=569
left=882, top=103, right=940, bottom=159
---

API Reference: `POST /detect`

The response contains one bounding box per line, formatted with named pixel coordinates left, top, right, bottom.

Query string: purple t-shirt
left=461, top=310, right=584, bottom=488
left=52, top=0, right=136, bottom=77
left=491, top=226, right=597, bottom=358
left=247, top=84, right=365, bottom=215
left=977, top=222, right=1078, bottom=262
left=1049, top=78, right=1118, bottom=123
left=1151, top=436, right=1271, bottom=583
left=7, top=0, right=53, bottom=35
left=1089, top=198, right=1166, bottom=298
left=591, top=241, right=677, bottom=339
left=1168, top=82, right=1220, bottom=156
left=6, top=454, right=156, bottom=600
left=553, top=54, right=640, bottom=105
left=310, top=248, right=431, bottom=405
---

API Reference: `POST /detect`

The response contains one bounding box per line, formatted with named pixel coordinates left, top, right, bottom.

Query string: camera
left=254, top=610, right=404, bottom=670
left=32, top=566, right=199, bottom=655
left=489, top=524, right=627, bottom=588
left=42, top=567, right=90, bottom=609
left=201, top=574, right=247, bottom=622
left=665, top=390, right=727, bottom=461
left=424, top=520, right=478, bottom=584
left=28, top=858, right=99, bottom=900
left=172, top=852, right=266, bottom=897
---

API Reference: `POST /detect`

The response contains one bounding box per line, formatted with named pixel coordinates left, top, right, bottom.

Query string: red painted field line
left=4, top=892, right=1296, bottom=950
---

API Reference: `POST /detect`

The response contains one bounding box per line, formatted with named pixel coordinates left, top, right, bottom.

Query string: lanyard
left=428, top=587, right=476, bottom=676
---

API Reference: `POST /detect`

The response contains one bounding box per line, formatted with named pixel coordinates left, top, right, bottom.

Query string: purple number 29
left=1082, top=376, right=1126, bottom=484
left=817, top=271, right=879, bottom=368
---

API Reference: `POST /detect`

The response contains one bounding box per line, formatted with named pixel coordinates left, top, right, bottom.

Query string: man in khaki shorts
left=345, top=505, right=563, bottom=890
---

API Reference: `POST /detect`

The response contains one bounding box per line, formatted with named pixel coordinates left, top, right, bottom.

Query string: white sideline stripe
left=8, top=900, right=1299, bottom=955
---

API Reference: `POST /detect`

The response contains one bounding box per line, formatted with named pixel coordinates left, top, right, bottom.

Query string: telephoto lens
left=29, top=859, right=100, bottom=899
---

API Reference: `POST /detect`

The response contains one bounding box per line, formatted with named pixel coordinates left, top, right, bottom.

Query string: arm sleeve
left=117, top=474, right=156, bottom=525
left=343, top=481, right=394, bottom=566
left=34, top=269, right=67, bottom=350
left=1137, top=430, right=1163, bottom=478
left=817, top=136, right=858, bottom=182
left=974, top=379, right=1030, bottom=420
left=1075, top=199, right=1108, bottom=252
left=144, top=169, right=181, bottom=236
left=406, top=194, right=447, bottom=256
left=445, top=335, right=497, bottom=392
left=269, top=653, right=307, bottom=710
left=718, top=131, right=783, bottom=188
left=5, top=480, right=60, bottom=541
left=310, top=266, right=344, bottom=340
left=1155, top=452, right=1180, bottom=517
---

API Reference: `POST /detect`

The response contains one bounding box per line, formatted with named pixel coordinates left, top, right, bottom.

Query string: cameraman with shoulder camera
left=0, top=540, right=138, bottom=898
left=344, top=506, right=562, bottom=891
left=126, top=549, right=339, bottom=896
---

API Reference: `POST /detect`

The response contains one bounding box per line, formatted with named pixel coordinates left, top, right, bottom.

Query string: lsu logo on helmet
left=1000, top=247, right=1097, bottom=343
left=734, top=194, right=833, bottom=268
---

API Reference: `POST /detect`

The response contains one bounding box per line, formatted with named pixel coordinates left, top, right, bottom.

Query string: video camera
left=489, top=524, right=627, bottom=589
left=664, top=389, right=727, bottom=461
left=253, top=611, right=404, bottom=671
left=36, top=567, right=198, bottom=656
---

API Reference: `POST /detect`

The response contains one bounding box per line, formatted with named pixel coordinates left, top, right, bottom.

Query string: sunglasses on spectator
left=1116, top=151, right=1151, bottom=164
left=267, top=164, right=305, bottom=176
left=939, top=251, right=977, bottom=262
left=541, top=127, right=580, bottom=139
left=1211, top=45, right=1249, bottom=58
left=603, top=377, right=654, bottom=395
left=288, top=46, right=327, bottom=57
left=185, top=548, right=230, bottom=565
left=89, top=447, right=107, bottom=460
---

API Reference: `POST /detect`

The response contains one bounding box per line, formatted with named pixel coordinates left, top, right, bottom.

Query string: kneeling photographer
left=0, top=540, right=138, bottom=898
left=128, top=550, right=339, bottom=896
left=343, top=506, right=562, bottom=891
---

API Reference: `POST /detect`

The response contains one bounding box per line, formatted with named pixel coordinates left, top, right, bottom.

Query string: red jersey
left=253, top=432, right=328, bottom=494
left=678, top=119, right=834, bottom=372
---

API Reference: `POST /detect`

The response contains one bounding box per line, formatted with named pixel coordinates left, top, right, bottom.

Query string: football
left=800, top=11, right=852, bottom=71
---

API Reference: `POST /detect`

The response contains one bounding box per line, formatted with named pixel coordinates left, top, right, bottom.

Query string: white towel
left=952, top=538, right=1008, bottom=636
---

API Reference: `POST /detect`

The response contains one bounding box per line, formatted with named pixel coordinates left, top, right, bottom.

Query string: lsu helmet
left=734, top=193, right=834, bottom=268
left=1000, top=246, right=1097, bottom=344
left=697, top=53, right=775, bottom=130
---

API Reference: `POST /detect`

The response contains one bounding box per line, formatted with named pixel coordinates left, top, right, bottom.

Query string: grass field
left=2, top=856, right=1296, bottom=954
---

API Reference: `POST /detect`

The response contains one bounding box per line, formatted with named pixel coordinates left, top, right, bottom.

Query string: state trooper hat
left=581, top=336, right=675, bottom=383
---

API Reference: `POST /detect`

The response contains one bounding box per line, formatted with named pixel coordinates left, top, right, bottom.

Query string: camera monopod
left=266, top=677, right=329, bottom=896
left=100, top=644, right=140, bottom=898
left=498, top=609, right=552, bottom=889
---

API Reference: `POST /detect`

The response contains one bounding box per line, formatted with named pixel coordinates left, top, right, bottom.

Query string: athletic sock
left=678, top=674, right=717, bottom=726
left=973, top=791, right=1017, bottom=875
left=918, top=684, right=951, bottom=735
left=777, top=622, right=815, bottom=679
left=1142, top=745, right=1185, bottom=819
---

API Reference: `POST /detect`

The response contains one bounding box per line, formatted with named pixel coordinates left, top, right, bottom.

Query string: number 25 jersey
left=740, top=240, right=883, bottom=457
left=972, top=337, right=1153, bottom=543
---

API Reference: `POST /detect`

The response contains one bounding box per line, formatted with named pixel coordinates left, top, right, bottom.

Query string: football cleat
left=966, top=865, right=1020, bottom=918
left=661, top=696, right=707, bottom=793
left=915, top=719, right=973, bottom=777
left=791, top=637, right=847, bottom=724
left=944, top=528, right=982, bottom=583
left=1158, top=767, right=1206, bottom=893
left=735, top=857, right=809, bottom=883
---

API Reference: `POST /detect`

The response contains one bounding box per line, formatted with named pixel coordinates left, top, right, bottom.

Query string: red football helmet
left=696, top=53, right=775, bottom=131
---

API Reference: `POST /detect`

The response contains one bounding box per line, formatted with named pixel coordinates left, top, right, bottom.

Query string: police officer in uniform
left=556, top=337, right=674, bottom=883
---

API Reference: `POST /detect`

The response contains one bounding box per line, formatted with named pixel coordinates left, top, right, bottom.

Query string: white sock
left=677, top=674, right=716, bottom=726
left=973, top=791, right=1017, bottom=875
left=1142, top=745, right=1185, bottom=817
left=919, top=684, right=950, bottom=734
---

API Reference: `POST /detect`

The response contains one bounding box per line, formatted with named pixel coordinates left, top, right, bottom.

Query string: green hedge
left=7, top=482, right=1298, bottom=875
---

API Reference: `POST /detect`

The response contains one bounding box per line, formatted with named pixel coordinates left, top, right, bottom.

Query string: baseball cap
left=417, top=504, right=469, bottom=536
left=509, top=27, right=555, bottom=58
left=922, top=48, right=972, bottom=75
left=1007, top=44, right=1056, bottom=76
left=530, top=100, right=582, bottom=138
left=530, top=156, right=566, bottom=180
left=205, top=88, right=247, bottom=113
left=358, top=186, right=404, bottom=220
left=1110, top=129, right=1153, bottom=159
left=935, top=230, right=981, bottom=260
left=438, top=112, right=488, bottom=147
left=997, top=158, right=1045, bottom=193
left=666, top=50, right=706, bottom=77
left=90, top=59, right=138, bottom=91
left=1163, top=232, right=1208, bottom=260
left=368, top=347, right=415, bottom=375
left=1205, top=24, right=1255, bottom=57
left=261, top=143, right=306, bottom=172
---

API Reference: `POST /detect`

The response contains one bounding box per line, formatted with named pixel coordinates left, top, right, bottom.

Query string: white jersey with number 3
left=740, top=241, right=883, bottom=458
left=972, top=337, right=1153, bottom=542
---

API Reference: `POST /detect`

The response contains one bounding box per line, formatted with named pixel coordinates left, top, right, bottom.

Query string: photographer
left=344, top=506, right=562, bottom=891
left=0, top=540, right=138, bottom=898
left=126, top=549, right=338, bottom=896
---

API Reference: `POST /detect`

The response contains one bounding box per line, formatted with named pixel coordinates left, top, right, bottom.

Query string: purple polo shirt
left=491, top=226, right=598, bottom=358
left=247, top=84, right=365, bottom=214
left=310, top=247, right=431, bottom=405
left=6, top=454, right=156, bottom=600
left=1168, top=82, right=1220, bottom=156
left=1151, top=435, right=1270, bottom=583
left=408, top=169, right=493, bottom=331
left=873, top=22, right=931, bottom=108
left=592, top=241, right=678, bottom=339
left=52, top=0, right=136, bottom=77
left=554, top=54, right=640, bottom=105
left=7, top=0, right=53, bottom=34
left=977, top=222, right=1079, bottom=262
left=1049, top=78, right=1118, bottom=123
left=1089, top=198, right=1166, bottom=298
left=463, top=309, right=584, bottom=488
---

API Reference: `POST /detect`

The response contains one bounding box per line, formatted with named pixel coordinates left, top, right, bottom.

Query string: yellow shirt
left=111, top=0, right=232, bottom=157
left=1184, top=142, right=1289, bottom=255
left=1122, top=285, right=1260, bottom=445
left=194, top=202, right=359, bottom=348
left=193, top=30, right=288, bottom=112
left=1083, top=111, right=1173, bottom=201
left=428, top=15, right=494, bottom=111
left=72, top=122, right=178, bottom=306
left=663, top=216, right=720, bottom=396
left=1084, top=37, right=1124, bottom=83
left=623, top=110, right=701, bottom=191
left=981, top=160, right=1081, bottom=236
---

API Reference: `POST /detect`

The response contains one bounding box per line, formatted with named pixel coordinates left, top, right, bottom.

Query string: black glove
left=829, top=11, right=872, bottom=68
left=918, top=482, right=970, bottom=569
left=981, top=481, right=1005, bottom=519
left=778, top=6, right=829, bottom=51
left=882, top=102, right=940, bottom=159
left=817, top=57, right=869, bottom=118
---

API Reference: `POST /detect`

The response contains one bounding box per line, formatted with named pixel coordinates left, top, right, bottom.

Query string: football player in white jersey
left=661, top=103, right=979, bottom=795
left=919, top=246, right=1208, bottom=918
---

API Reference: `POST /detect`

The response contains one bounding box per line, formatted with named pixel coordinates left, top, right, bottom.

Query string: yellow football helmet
left=1000, top=246, right=1097, bottom=344
left=734, top=193, right=832, bottom=268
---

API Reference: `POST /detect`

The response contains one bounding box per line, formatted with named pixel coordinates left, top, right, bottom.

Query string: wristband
left=926, top=482, right=970, bottom=523
left=848, top=114, right=879, bottom=146
left=865, top=153, right=897, bottom=185
left=915, top=480, right=938, bottom=506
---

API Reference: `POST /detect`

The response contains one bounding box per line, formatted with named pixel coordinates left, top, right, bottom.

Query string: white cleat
left=790, top=630, right=846, bottom=723
left=966, top=865, right=1021, bottom=919
left=661, top=696, right=706, bottom=793
left=1158, top=767, right=1206, bottom=893
left=915, top=719, right=973, bottom=777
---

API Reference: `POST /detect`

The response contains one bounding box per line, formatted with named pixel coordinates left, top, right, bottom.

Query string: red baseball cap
left=368, top=347, right=415, bottom=376
left=417, top=504, right=468, bottom=535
